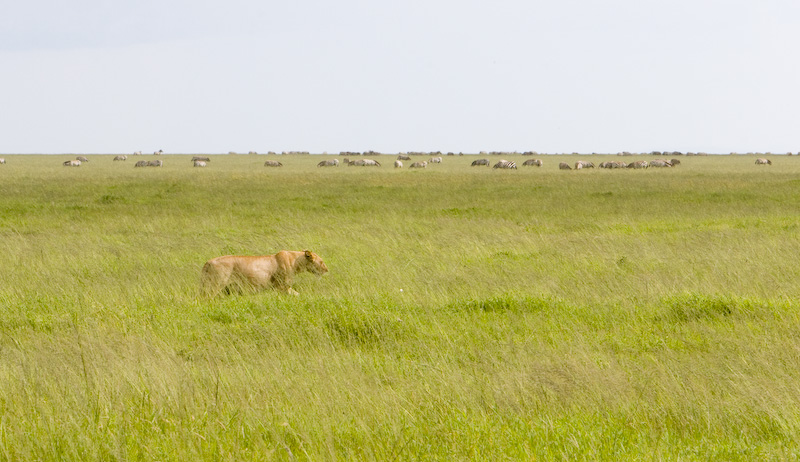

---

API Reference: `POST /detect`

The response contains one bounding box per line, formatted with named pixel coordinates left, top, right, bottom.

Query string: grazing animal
left=755, top=158, right=772, bottom=165
left=133, top=151, right=142, bottom=156
left=559, top=162, right=572, bottom=170
left=409, top=161, right=427, bottom=168
left=113, top=155, right=127, bottom=161
left=0, top=158, right=5, bottom=164
left=350, top=159, right=381, bottom=166
left=264, top=160, right=283, bottom=167
left=76, top=156, right=89, bottom=163
left=193, top=160, right=207, bottom=167
left=429, top=156, right=443, bottom=164
left=397, top=155, right=411, bottom=161
left=522, top=159, right=543, bottom=167
left=200, top=250, right=328, bottom=296
left=471, top=159, right=490, bottom=167
left=248, top=151, right=258, bottom=155
left=668, top=159, right=681, bottom=166
left=192, top=156, right=211, bottom=162
left=575, top=161, right=594, bottom=169
left=147, top=160, right=163, bottom=167
left=493, top=160, right=517, bottom=169
left=154, top=150, right=163, bottom=155
left=394, top=160, right=403, bottom=168
left=599, top=161, right=627, bottom=169
left=649, top=159, right=672, bottom=168
left=63, top=160, right=81, bottom=167
left=317, top=159, right=339, bottom=167
left=134, top=160, right=148, bottom=167
left=627, top=160, right=649, bottom=169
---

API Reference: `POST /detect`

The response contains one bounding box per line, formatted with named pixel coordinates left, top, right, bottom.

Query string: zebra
left=133, top=151, right=142, bottom=156
left=409, top=161, right=427, bottom=168
left=0, top=158, right=6, bottom=164
left=147, top=160, right=163, bottom=167
left=193, top=160, right=207, bottom=167
left=429, top=156, right=443, bottom=164
left=317, top=159, right=339, bottom=167
left=134, top=160, right=148, bottom=167
left=575, top=161, right=594, bottom=169
left=599, top=161, right=627, bottom=169
left=649, top=159, right=672, bottom=168
left=627, top=160, right=648, bottom=169
left=63, top=160, right=81, bottom=167
left=522, top=159, right=543, bottom=167
left=154, top=150, right=163, bottom=155
left=113, top=155, right=127, bottom=161
left=350, top=159, right=381, bottom=166
left=397, top=154, right=411, bottom=161
left=264, top=160, right=283, bottom=167
left=493, top=160, right=517, bottom=169
left=559, top=162, right=572, bottom=170
left=668, top=159, right=681, bottom=166
left=471, top=159, right=490, bottom=167
left=76, top=156, right=89, bottom=163
left=192, top=156, right=211, bottom=162
left=755, top=158, right=772, bottom=165
left=248, top=151, right=258, bottom=155
left=394, top=160, right=403, bottom=168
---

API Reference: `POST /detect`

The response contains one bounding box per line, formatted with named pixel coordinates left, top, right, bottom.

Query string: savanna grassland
left=1, top=153, right=800, bottom=460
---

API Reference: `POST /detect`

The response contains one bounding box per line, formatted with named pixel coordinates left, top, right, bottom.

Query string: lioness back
left=201, top=250, right=328, bottom=296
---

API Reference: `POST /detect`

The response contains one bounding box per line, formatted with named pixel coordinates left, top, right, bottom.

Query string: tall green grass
left=1, top=154, right=800, bottom=459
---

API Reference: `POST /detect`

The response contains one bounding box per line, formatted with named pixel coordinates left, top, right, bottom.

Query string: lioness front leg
left=271, top=274, right=299, bottom=295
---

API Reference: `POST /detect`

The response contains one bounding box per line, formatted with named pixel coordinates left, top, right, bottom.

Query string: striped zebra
left=471, top=159, right=490, bottom=167
left=192, top=156, right=211, bottom=162
left=148, top=160, right=163, bottom=167
left=0, top=158, right=6, bottom=164
left=429, top=156, right=442, bottom=164
left=248, top=151, right=258, bottom=155
left=264, top=160, right=283, bottom=167
left=394, top=160, right=403, bottom=168
left=317, top=159, right=339, bottom=167
left=193, top=160, right=207, bottom=167
left=755, top=158, right=772, bottom=165
left=154, top=150, right=163, bottom=155
left=649, top=159, right=672, bottom=168
left=599, top=161, right=627, bottom=169
left=350, top=159, right=381, bottom=166
left=559, top=162, right=572, bottom=170
left=133, top=151, right=142, bottom=156
left=134, top=160, right=148, bottom=167
left=397, top=154, right=411, bottom=161
left=627, top=160, right=648, bottom=169
left=113, top=155, right=127, bottom=161
left=493, top=160, right=517, bottom=169
left=668, top=159, right=680, bottom=166
left=522, top=159, right=542, bottom=167
left=575, top=161, right=594, bottom=169
left=76, top=156, right=89, bottom=163
left=63, top=160, right=81, bottom=167
left=409, top=161, right=427, bottom=168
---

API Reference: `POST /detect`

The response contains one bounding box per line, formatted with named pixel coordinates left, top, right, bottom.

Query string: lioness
left=201, top=250, right=328, bottom=296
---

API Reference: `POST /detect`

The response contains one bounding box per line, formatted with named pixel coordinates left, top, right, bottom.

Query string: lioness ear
left=305, top=250, right=313, bottom=259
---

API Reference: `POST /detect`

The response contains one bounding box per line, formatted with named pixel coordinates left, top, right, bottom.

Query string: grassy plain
left=1, top=153, right=800, bottom=460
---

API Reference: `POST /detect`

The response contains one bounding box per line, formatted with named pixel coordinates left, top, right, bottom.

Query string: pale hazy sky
left=1, top=1, right=798, bottom=154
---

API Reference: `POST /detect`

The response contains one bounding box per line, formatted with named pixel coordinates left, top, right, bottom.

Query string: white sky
left=1, top=0, right=798, bottom=154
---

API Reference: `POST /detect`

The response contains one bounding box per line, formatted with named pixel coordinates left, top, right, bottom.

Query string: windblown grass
left=1, top=153, right=799, bottom=459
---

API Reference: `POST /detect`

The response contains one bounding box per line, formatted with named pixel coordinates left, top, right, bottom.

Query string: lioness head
left=304, top=250, right=328, bottom=275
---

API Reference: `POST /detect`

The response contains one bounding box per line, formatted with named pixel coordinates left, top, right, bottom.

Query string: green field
left=1, top=153, right=800, bottom=460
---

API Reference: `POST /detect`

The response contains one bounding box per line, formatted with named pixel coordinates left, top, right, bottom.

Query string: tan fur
left=200, top=250, right=328, bottom=296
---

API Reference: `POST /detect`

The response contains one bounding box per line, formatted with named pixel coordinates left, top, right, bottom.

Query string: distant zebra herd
left=4, top=154, right=778, bottom=171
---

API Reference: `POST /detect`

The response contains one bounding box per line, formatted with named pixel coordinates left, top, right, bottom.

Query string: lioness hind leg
left=200, top=262, right=229, bottom=298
